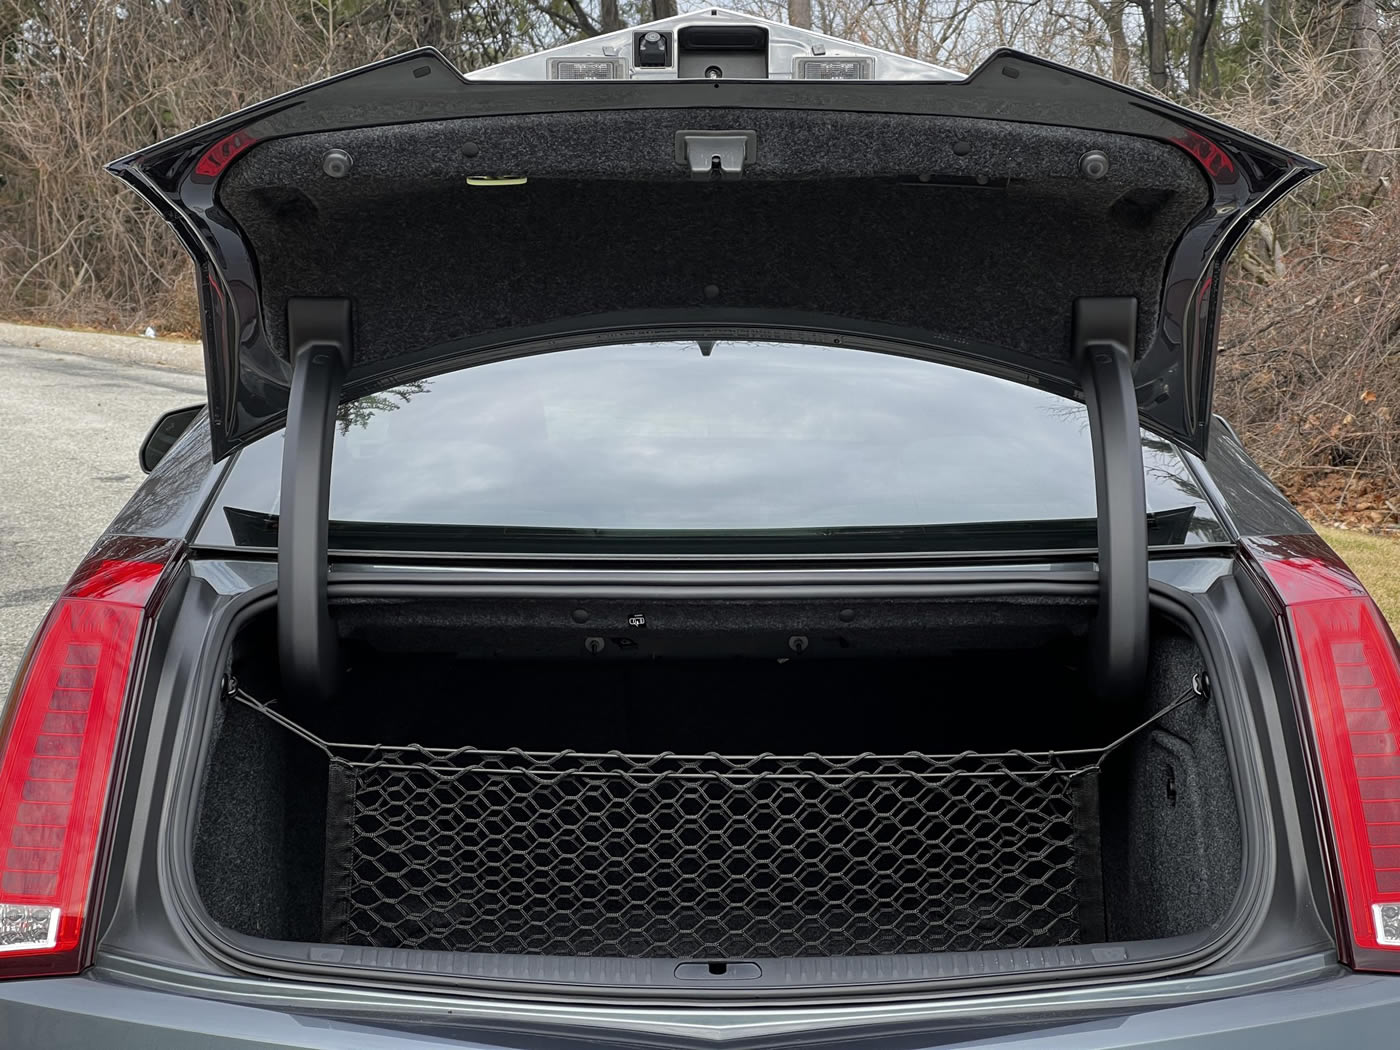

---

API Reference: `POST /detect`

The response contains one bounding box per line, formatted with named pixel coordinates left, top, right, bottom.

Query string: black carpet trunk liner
left=220, top=686, right=1202, bottom=959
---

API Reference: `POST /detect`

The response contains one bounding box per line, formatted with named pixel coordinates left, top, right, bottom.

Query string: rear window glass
left=201, top=340, right=1228, bottom=552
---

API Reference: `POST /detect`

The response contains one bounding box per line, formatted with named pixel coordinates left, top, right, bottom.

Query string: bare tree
left=788, top=0, right=811, bottom=29
left=1084, top=0, right=1132, bottom=82
left=1341, top=0, right=1392, bottom=176
left=1185, top=0, right=1221, bottom=95
left=1261, top=0, right=1282, bottom=74
left=1138, top=0, right=1170, bottom=91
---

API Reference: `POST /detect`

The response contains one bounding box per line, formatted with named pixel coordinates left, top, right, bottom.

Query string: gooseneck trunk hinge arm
left=1074, top=297, right=1149, bottom=702
left=278, top=298, right=352, bottom=701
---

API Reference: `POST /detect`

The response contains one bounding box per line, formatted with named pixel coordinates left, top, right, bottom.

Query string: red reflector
left=1249, top=537, right=1400, bottom=966
left=1172, top=128, right=1237, bottom=181
left=193, top=129, right=257, bottom=179
left=0, top=537, right=178, bottom=977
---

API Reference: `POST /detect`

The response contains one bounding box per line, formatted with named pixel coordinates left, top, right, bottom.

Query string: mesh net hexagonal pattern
left=311, top=743, right=1102, bottom=958
left=231, top=690, right=1113, bottom=959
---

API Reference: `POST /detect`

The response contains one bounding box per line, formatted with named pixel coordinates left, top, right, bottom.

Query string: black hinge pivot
left=278, top=297, right=352, bottom=701
left=1074, top=297, right=1149, bottom=701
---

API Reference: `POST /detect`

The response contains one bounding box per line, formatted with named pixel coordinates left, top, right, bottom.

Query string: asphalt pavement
left=0, top=343, right=206, bottom=695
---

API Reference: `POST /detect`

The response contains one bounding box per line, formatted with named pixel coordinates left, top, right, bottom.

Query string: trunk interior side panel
left=1104, top=631, right=1243, bottom=942
left=191, top=595, right=1242, bottom=970
left=192, top=697, right=328, bottom=944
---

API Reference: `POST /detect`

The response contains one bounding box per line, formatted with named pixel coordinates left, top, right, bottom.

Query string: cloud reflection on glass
left=213, top=340, right=1223, bottom=544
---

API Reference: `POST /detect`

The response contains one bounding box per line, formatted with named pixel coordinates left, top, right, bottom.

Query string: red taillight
left=1248, top=535, right=1400, bottom=967
left=193, top=128, right=257, bottom=179
left=0, top=537, right=178, bottom=976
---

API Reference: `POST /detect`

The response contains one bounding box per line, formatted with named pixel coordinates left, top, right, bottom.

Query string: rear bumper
left=2, top=957, right=1399, bottom=1049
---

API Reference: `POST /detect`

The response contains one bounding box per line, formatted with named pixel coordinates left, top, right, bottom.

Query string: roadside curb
left=0, top=322, right=204, bottom=375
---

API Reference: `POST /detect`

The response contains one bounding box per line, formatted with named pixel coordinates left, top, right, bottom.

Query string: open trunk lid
left=108, top=19, right=1319, bottom=706
left=109, top=22, right=1317, bottom=462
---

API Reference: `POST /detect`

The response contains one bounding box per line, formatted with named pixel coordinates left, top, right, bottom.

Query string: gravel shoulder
left=0, top=321, right=202, bottom=375
left=0, top=342, right=206, bottom=695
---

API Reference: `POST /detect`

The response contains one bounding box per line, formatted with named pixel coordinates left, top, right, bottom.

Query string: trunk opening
left=191, top=593, right=1242, bottom=979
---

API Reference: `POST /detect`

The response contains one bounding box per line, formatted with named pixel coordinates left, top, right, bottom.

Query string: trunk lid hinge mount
left=1075, top=297, right=1149, bottom=702
left=278, top=297, right=352, bottom=701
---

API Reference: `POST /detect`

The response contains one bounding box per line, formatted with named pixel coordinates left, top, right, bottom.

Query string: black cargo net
left=229, top=686, right=1199, bottom=959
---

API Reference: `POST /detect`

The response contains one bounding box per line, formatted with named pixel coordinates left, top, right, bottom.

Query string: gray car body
left=5, top=20, right=1392, bottom=1040
left=3, top=396, right=1396, bottom=1046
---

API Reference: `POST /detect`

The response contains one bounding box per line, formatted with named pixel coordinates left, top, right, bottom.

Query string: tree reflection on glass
left=335, top=380, right=432, bottom=435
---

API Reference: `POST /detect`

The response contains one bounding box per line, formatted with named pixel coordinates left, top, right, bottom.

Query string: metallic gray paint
left=5, top=952, right=1391, bottom=1048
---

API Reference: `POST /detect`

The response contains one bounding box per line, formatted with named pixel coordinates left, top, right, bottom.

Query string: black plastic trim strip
left=321, top=762, right=354, bottom=944
left=188, top=542, right=1241, bottom=568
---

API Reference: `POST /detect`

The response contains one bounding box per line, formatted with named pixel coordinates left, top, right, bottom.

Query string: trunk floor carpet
left=225, top=688, right=1169, bottom=958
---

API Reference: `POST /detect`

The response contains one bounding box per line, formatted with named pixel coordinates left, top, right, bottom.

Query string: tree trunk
left=1342, top=0, right=1392, bottom=176
left=653, top=0, right=678, bottom=19
left=788, top=0, right=812, bottom=29
left=1086, top=0, right=1131, bottom=82
left=599, top=0, right=623, bottom=32
left=1186, top=0, right=1219, bottom=96
left=413, top=0, right=451, bottom=51
left=1105, top=9, right=1131, bottom=83
left=1150, top=0, right=1168, bottom=91
left=1138, top=0, right=1169, bottom=92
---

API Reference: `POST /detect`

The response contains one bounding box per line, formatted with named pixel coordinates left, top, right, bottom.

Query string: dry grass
left=1316, top=526, right=1400, bottom=629
left=0, top=0, right=536, bottom=333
